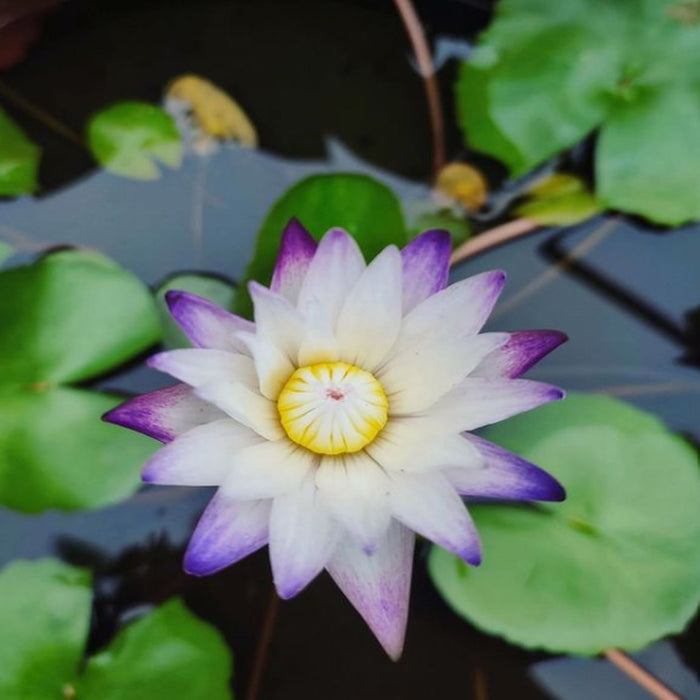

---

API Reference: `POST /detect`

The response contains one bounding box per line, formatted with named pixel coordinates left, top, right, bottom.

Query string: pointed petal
left=397, top=269, right=506, bottom=341
left=400, top=229, right=451, bottom=313
left=472, top=330, right=568, bottom=379
left=389, top=472, right=481, bottom=565
left=238, top=331, right=294, bottom=401
left=379, top=332, right=509, bottom=415
left=366, top=424, right=482, bottom=473
left=327, top=521, right=415, bottom=660
left=148, top=349, right=257, bottom=388
left=335, top=246, right=403, bottom=370
left=297, top=228, right=365, bottom=323
left=103, top=383, right=225, bottom=443
left=269, top=473, right=339, bottom=598
left=249, top=282, right=304, bottom=360
left=444, top=434, right=565, bottom=502
left=184, top=493, right=271, bottom=576
left=315, top=453, right=392, bottom=550
left=195, top=381, right=284, bottom=440
left=220, top=440, right=314, bottom=499
left=142, top=419, right=262, bottom=485
left=424, top=378, right=565, bottom=433
left=165, top=290, right=254, bottom=352
left=297, top=297, right=340, bottom=366
left=271, top=218, right=318, bottom=304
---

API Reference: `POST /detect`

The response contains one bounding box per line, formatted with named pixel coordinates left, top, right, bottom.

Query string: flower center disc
left=277, top=362, right=389, bottom=455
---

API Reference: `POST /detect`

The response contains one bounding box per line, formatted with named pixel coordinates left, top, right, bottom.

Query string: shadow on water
left=1, top=0, right=699, bottom=698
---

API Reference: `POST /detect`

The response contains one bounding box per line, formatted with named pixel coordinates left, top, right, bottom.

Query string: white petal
left=238, top=331, right=294, bottom=401
left=327, top=521, right=415, bottom=660
left=184, top=494, right=271, bottom=576
left=142, top=419, right=263, bottom=485
left=249, top=282, right=304, bottom=360
left=396, top=270, right=506, bottom=342
left=219, top=439, right=314, bottom=499
left=103, top=383, right=226, bottom=443
left=365, top=421, right=482, bottom=473
left=297, top=228, right=366, bottom=324
left=195, top=381, right=284, bottom=440
left=269, top=472, right=339, bottom=598
left=388, top=471, right=481, bottom=564
left=297, top=297, right=340, bottom=366
left=379, top=332, right=509, bottom=414
left=148, top=349, right=256, bottom=388
left=420, top=378, right=565, bottom=433
left=315, top=453, right=392, bottom=550
left=335, top=246, right=403, bottom=370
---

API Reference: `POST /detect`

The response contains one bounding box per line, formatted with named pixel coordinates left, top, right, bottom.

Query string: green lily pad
left=0, top=559, right=233, bottom=700
left=0, top=107, right=41, bottom=196
left=0, top=250, right=161, bottom=512
left=515, top=174, right=605, bottom=226
left=235, top=173, right=408, bottom=318
left=429, top=393, right=700, bottom=655
left=409, top=209, right=471, bottom=246
left=156, top=273, right=236, bottom=349
left=457, top=0, right=700, bottom=224
left=88, top=102, right=182, bottom=180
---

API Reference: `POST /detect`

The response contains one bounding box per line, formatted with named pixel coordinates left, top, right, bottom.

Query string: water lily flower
left=105, top=220, right=566, bottom=659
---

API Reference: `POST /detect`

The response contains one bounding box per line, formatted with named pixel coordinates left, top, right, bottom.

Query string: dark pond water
left=1, top=1, right=700, bottom=698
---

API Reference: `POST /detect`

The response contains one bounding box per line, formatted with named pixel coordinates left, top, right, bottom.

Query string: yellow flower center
left=277, top=362, right=389, bottom=455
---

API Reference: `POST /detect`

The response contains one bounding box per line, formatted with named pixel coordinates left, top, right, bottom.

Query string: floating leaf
left=166, top=74, right=257, bottom=147
left=0, top=107, right=40, bottom=196
left=433, top=162, right=488, bottom=211
left=0, top=559, right=91, bottom=699
left=0, top=559, right=233, bottom=699
left=156, top=273, right=236, bottom=349
left=88, top=102, right=182, bottom=180
left=514, top=173, right=605, bottom=226
left=0, top=240, right=14, bottom=266
left=457, top=0, right=700, bottom=224
left=0, top=250, right=161, bottom=511
left=235, top=173, right=408, bottom=317
left=429, top=393, right=700, bottom=655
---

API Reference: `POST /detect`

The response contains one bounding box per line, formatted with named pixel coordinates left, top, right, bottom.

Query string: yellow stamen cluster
left=277, top=362, right=389, bottom=455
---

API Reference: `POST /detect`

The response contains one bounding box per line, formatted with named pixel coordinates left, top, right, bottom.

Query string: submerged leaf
left=235, top=173, right=408, bottom=317
left=0, top=560, right=233, bottom=699
left=166, top=74, right=257, bottom=147
left=429, top=393, right=700, bottom=654
left=88, top=102, right=182, bottom=180
left=0, top=107, right=40, bottom=196
left=457, top=0, right=700, bottom=224
left=515, top=173, right=604, bottom=226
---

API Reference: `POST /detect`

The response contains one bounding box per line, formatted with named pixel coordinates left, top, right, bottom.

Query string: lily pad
left=235, top=173, right=408, bottom=317
left=88, top=102, right=182, bottom=180
left=0, top=107, right=40, bottom=196
left=429, top=393, right=700, bottom=654
left=0, top=559, right=233, bottom=700
left=514, top=174, right=605, bottom=226
left=457, top=0, right=700, bottom=224
left=156, top=273, right=236, bottom=349
left=0, top=250, right=161, bottom=512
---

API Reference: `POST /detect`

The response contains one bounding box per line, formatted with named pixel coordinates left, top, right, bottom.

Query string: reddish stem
left=392, top=0, right=446, bottom=177
left=605, top=649, right=684, bottom=700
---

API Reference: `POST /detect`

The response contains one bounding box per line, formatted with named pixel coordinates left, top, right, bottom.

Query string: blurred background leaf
left=234, top=173, right=408, bottom=317
left=87, top=102, right=182, bottom=180
left=514, top=173, right=605, bottom=226
left=0, top=106, right=40, bottom=195
left=429, top=393, right=700, bottom=654
left=0, top=250, right=161, bottom=512
left=458, top=0, right=700, bottom=224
